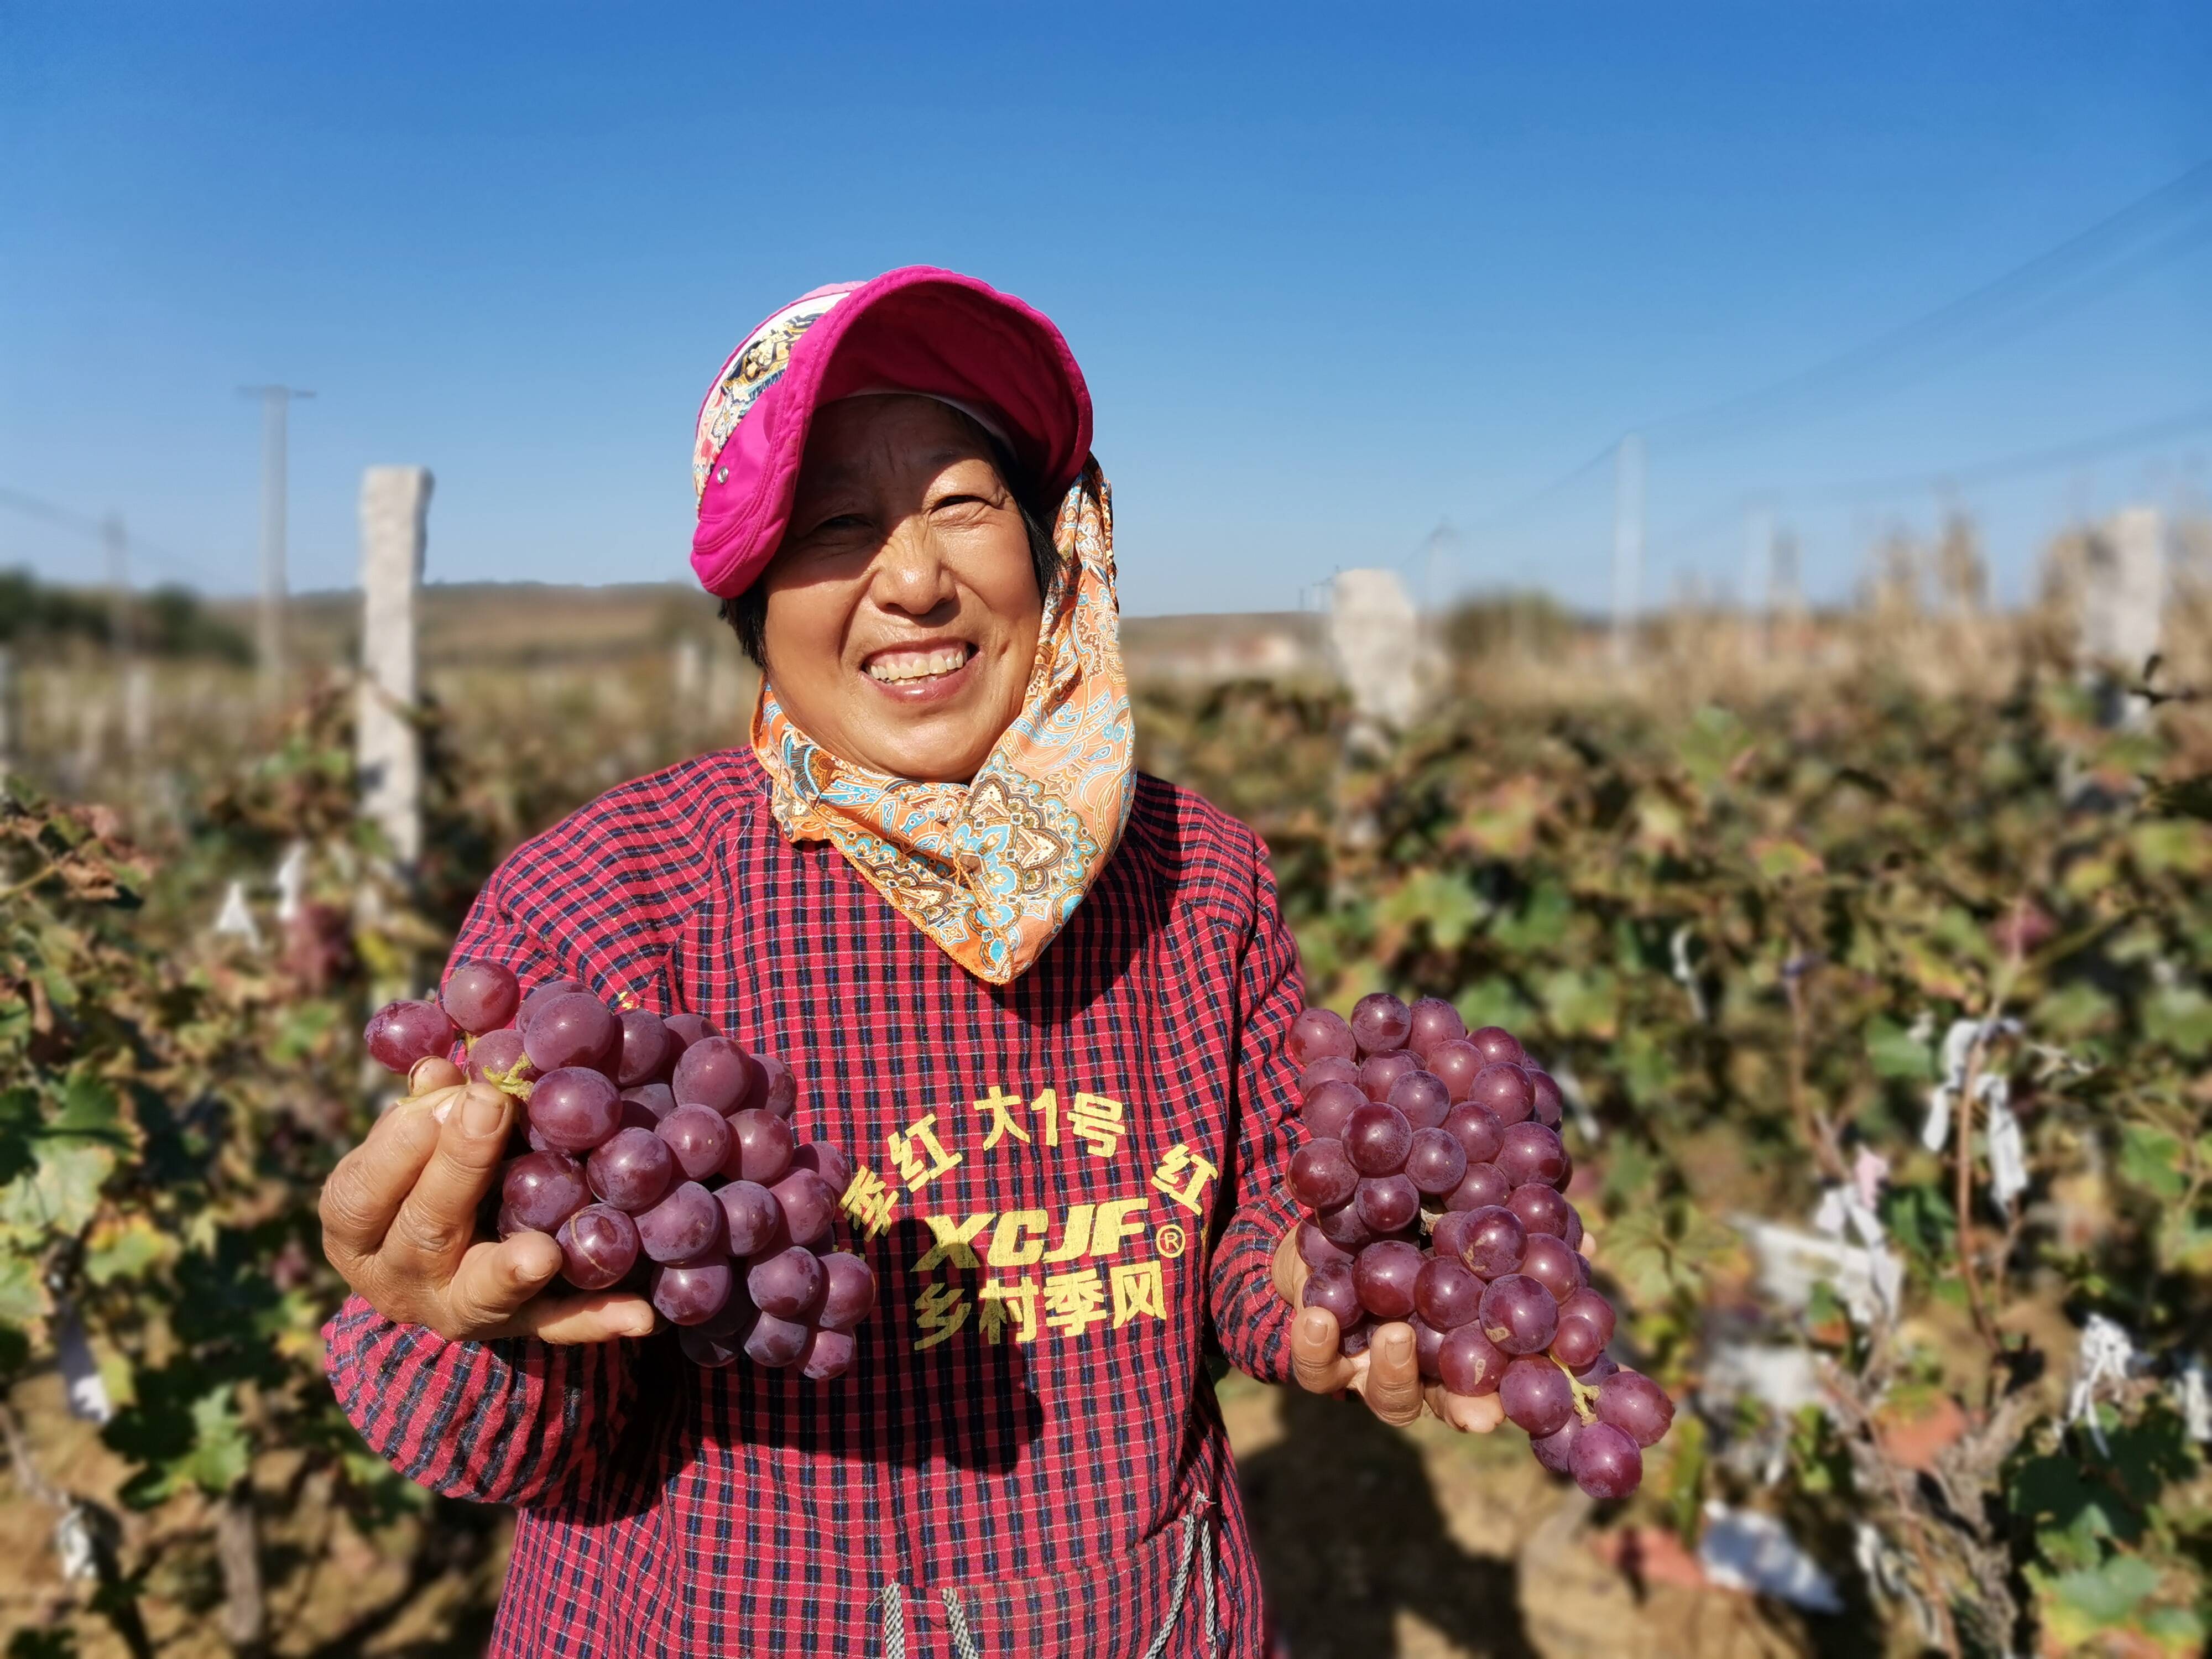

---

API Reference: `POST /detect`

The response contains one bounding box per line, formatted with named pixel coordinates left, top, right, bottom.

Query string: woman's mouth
left=860, top=641, right=980, bottom=706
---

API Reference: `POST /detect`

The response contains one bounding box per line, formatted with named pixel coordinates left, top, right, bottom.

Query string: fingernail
left=461, top=1088, right=504, bottom=1139
left=630, top=1312, right=657, bottom=1338
left=1386, top=1330, right=1411, bottom=1360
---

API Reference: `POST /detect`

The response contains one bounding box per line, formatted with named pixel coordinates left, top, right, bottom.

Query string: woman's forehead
left=799, top=397, right=999, bottom=490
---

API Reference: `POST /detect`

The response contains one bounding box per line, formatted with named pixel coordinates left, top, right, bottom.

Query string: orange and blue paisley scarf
left=750, top=461, right=1135, bottom=984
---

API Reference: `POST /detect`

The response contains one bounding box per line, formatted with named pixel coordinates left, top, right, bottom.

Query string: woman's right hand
left=320, top=1080, right=657, bottom=1344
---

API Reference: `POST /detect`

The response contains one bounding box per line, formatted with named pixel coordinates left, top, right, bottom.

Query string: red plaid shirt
left=324, top=749, right=1307, bottom=1657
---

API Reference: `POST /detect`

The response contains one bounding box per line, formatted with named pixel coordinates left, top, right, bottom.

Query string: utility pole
left=102, top=512, right=131, bottom=655
left=1611, top=432, right=1645, bottom=665
left=240, top=384, right=314, bottom=706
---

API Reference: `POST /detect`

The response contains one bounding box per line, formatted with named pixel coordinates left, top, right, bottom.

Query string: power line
left=0, top=484, right=227, bottom=587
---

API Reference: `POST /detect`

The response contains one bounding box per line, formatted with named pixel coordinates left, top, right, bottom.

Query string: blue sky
left=4, top=3, right=2208, bottom=615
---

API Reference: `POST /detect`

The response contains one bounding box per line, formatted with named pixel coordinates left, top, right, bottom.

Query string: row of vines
left=4, top=616, right=2210, bottom=1655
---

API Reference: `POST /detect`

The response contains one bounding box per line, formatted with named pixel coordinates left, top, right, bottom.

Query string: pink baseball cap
left=688, top=266, right=1093, bottom=598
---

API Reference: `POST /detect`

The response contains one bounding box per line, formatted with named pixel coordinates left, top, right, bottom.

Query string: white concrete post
left=2080, top=507, right=2165, bottom=674
left=1328, top=568, right=1423, bottom=732
left=357, top=466, right=432, bottom=864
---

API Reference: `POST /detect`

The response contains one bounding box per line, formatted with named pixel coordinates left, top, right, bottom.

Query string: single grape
left=1478, top=1274, right=1559, bottom=1355
left=1354, top=1175, right=1421, bottom=1234
left=1557, top=1287, right=1615, bottom=1347
left=747, top=1246, right=827, bottom=1319
left=623, top=1082, right=678, bottom=1124
left=1597, top=1370, right=1675, bottom=1447
left=1337, top=1319, right=1372, bottom=1357
left=792, top=1142, right=854, bottom=1198
left=1357, top=1050, right=1421, bottom=1104
left=1569, top=1421, right=1643, bottom=1499
left=363, top=999, right=457, bottom=1076
left=800, top=1327, right=856, bottom=1380
left=1530, top=1418, right=1582, bottom=1475
left=744, top=1310, right=810, bottom=1368
left=518, top=977, right=589, bottom=1032
left=1289, top=1006, right=1357, bottom=1067
left=1467, top=1062, right=1534, bottom=1125
left=1303, top=1080, right=1367, bottom=1141
left=442, top=959, right=521, bottom=1035
left=1301, top=1261, right=1363, bottom=1327
left=1562, top=1203, right=1585, bottom=1251
left=1353, top=1239, right=1423, bottom=1321
left=1452, top=1204, right=1528, bottom=1279
left=657, top=1105, right=733, bottom=1183
left=524, top=993, right=622, bottom=1075
left=1467, top=1026, right=1528, bottom=1067
left=1498, top=1121, right=1568, bottom=1189
left=1288, top=1140, right=1359, bottom=1212
left=1297, top=1220, right=1354, bottom=1271
left=817, top=1252, right=878, bottom=1332
left=722, top=1109, right=796, bottom=1186
left=493, top=1202, right=528, bottom=1240
left=500, top=1150, right=589, bottom=1234
left=680, top=1322, right=745, bottom=1368
left=615, top=1094, right=660, bottom=1134
left=1498, top=1355, right=1574, bottom=1437
left=1526, top=1068, right=1564, bottom=1129
left=1442, top=1102, right=1504, bottom=1166
left=1444, top=1161, right=1514, bottom=1213
left=1344, top=1102, right=1412, bottom=1177
left=1350, top=993, right=1412, bottom=1056
left=615, top=1009, right=676, bottom=1088
left=528, top=1067, right=623, bottom=1153
left=1575, top=1352, right=1621, bottom=1385
left=1548, top=1315, right=1608, bottom=1372
left=1411, top=1315, right=1446, bottom=1380
left=1507, top=1183, right=1572, bottom=1239
left=1403, top=1127, right=1468, bottom=1197
left=649, top=1256, right=734, bottom=1326
left=1427, top=1038, right=1484, bottom=1103
left=1405, top=997, right=1468, bottom=1061
left=1517, top=1234, right=1584, bottom=1302
left=756, top=1053, right=798, bottom=1119
left=770, top=1168, right=838, bottom=1248
left=467, top=1027, right=539, bottom=1092
left=662, top=1011, right=716, bottom=1052
left=636, top=1180, right=726, bottom=1263
left=1312, top=1199, right=1374, bottom=1251
left=1414, top=1255, right=1484, bottom=1331
left=716, top=1179, right=782, bottom=1255
left=672, top=1035, right=763, bottom=1116
left=556, top=1203, right=640, bottom=1290
left=1438, top=1323, right=1508, bottom=1395
left=587, top=1126, right=677, bottom=1213
left=1385, top=1070, right=1450, bottom=1130
left=1298, top=1056, right=1360, bottom=1104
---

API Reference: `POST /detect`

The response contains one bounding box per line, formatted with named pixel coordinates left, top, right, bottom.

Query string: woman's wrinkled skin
left=758, top=394, right=1044, bottom=785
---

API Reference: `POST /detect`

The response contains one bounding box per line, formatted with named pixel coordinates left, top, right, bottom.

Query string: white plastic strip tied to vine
left=2065, top=1313, right=2140, bottom=1457
left=1919, top=1015, right=2021, bottom=1154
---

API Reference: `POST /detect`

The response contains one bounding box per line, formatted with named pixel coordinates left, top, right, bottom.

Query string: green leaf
left=1865, top=1017, right=1935, bottom=1080
left=0, top=1254, right=41, bottom=1323
left=49, top=1071, right=124, bottom=1141
left=1380, top=869, right=1484, bottom=951
left=0, top=1088, right=36, bottom=1187
left=1677, top=705, right=1749, bottom=786
left=2118, top=1123, right=2188, bottom=1201
left=0, top=1139, right=114, bottom=1243
left=2145, top=986, right=2212, bottom=1059
left=2048, top=1552, right=2158, bottom=1627
left=1489, top=880, right=1572, bottom=951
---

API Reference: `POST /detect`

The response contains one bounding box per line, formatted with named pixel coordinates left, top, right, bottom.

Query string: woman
left=319, top=267, right=1503, bottom=1658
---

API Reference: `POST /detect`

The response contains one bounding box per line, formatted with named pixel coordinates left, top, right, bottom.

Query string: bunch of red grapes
left=1287, top=993, right=1672, bottom=1500
left=363, top=962, right=875, bottom=1380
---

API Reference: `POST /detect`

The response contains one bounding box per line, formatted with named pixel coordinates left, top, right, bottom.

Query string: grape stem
left=1554, top=1354, right=1600, bottom=1423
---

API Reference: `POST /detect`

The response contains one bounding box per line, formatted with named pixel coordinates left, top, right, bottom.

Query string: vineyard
left=4, top=570, right=2212, bottom=1657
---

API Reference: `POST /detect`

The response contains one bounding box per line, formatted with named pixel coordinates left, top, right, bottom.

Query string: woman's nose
left=869, top=519, right=956, bottom=618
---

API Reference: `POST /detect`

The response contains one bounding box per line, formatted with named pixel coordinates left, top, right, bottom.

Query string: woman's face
left=759, top=394, right=1045, bottom=784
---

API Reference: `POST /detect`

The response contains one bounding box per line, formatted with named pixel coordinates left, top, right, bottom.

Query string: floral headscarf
left=749, top=460, right=1135, bottom=984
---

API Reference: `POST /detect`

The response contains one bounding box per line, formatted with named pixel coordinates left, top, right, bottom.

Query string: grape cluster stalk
left=364, top=964, right=875, bottom=1379
left=1287, top=994, right=1673, bottom=1499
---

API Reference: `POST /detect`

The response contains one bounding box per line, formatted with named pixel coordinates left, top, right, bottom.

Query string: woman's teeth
left=866, top=646, right=970, bottom=683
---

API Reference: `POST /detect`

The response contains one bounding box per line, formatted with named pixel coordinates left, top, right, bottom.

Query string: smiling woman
left=320, top=265, right=1499, bottom=1659
left=725, top=394, right=1062, bottom=784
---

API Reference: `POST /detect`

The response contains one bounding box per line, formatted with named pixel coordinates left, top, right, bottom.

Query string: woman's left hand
left=1270, top=1230, right=1506, bottom=1432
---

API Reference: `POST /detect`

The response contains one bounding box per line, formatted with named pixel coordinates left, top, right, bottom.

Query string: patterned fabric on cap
left=690, top=285, right=857, bottom=504
left=750, top=461, right=1134, bottom=984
